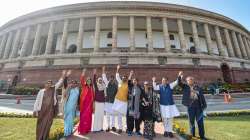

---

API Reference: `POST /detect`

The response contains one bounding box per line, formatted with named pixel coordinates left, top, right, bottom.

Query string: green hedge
left=222, top=83, right=250, bottom=92
left=5, top=82, right=250, bottom=96
left=7, top=86, right=40, bottom=95
left=206, top=110, right=250, bottom=117
left=2, top=110, right=249, bottom=119
left=0, top=112, right=34, bottom=118
left=180, top=82, right=250, bottom=95
left=176, top=110, right=250, bottom=118
left=6, top=86, right=64, bottom=95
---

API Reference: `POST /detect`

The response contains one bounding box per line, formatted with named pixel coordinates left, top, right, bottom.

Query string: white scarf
left=97, top=78, right=106, bottom=91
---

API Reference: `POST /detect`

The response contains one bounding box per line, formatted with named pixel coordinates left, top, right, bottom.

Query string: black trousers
left=187, top=107, right=205, bottom=139
left=126, top=115, right=142, bottom=132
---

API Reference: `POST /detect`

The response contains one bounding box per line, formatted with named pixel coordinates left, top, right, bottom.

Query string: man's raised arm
left=55, top=70, right=68, bottom=89
left=80, top=68, right=87, bottom=88
left=116, top=65, right=122, bottom=84
left=152, top=76, right=160, bottom=91
left=169, top=71, right=183, bottom=89
left=102, top=66, right=109, bottom=86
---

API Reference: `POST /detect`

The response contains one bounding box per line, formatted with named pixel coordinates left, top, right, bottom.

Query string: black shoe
left=135, top=131, right=142, bottom=136
left=127, top=131, right=133, bottom=136
left=118, top=129, right=122, bottom=134
left=168, top=132, right=174, bottom=138
left=111, top=127, right=116, bottom=132
left=163, top=131, right=169, bottom=137
left=106, top=128, right=110, bottom=132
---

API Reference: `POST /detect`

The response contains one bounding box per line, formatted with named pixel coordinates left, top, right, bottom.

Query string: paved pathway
left=62, top=122, right=184, bottom=140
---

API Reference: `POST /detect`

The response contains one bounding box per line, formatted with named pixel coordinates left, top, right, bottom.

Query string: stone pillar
left=45, top=21, right=55, bottom=55
left=146, top=16, right=153, bottom=52
left=0, top=34, right=8, bottom=58
left=60, top=19, right=69, bottom=54
left=248, top=38, right=250, bottom=50
left=231, top=31, right=242, bottom=58
left=112, top=16, right=118, bottom=51
left=10, top=29, right=22, bottom=58
left=77, top=18, right=84, bottom=53
left=247, top=39, right=250, bottom=55
left=129, top=16, right=135, bottom=51
left=248, top=39, right=250, bottom=58
left=237, top=33, right=248, bottom=59
left=242, top=36, right=250, bottom=59
left=94, top=17, right=100, bottom=52
left=3, top=32, right=14, bottom=59
left=20, top=27, right=31, bottom=57
left=204, top=23, right=213, bottom=54
left=191, top=21, right=199, bottom=53
left=223, top=28, right=235, bottom=57
left=177, top=19, right=186, bottom=52
left=32, top=24, right=42, bottom=56
left=162, top=17, right=171, bottom=52
left=214, top=26, right=225, bottom=56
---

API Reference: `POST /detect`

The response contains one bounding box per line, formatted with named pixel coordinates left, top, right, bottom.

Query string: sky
left=0, top=0, right=249, bottom=31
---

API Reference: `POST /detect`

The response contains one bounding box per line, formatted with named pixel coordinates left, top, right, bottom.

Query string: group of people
left=33, top=65, right=207, bottom=140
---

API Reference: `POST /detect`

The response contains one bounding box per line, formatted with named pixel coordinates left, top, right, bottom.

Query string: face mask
left=86, top=79, right=91, bottom=85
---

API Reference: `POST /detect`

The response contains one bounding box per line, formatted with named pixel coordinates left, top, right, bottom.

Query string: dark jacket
left=157, top=76, right=181, bottom=106
left=180, top=82, right=207, bottom=110
left=159, top=84, right=174, bottom=105
left=105, top=81, right=118, bottom=103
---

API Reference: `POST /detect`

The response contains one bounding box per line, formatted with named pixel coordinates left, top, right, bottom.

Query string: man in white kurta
left=152, top=71, right=183, bottom=138
left=112, top=65, right=133, bottom=133
left=102, top=66, right=118, bottom=132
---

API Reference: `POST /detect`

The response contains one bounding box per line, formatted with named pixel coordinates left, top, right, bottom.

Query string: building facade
left=0, top=1, right=250, bottom=85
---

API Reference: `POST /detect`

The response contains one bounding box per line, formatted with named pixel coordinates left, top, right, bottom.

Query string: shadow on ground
left=65, top=131, right=181, bottom=140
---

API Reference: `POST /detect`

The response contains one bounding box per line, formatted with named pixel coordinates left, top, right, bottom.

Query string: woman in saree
left=64, top=76, right=80, bottom=137
left=78, top=68, right=95, bottom=135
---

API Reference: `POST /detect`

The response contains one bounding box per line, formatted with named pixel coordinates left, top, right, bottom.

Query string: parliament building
left=0, top=1, right=250, bottom=85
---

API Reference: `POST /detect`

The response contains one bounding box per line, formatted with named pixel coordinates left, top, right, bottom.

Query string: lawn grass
left=175, top=115, right=250, bottom=140
left=0, top=117, right=63, bottom=140
left=0, top=115, right=250, bottom=140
